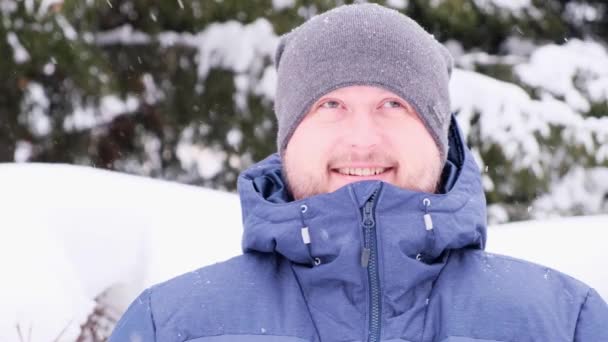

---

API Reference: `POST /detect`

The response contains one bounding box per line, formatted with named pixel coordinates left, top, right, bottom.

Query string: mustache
left=328, top=149, right=396, bottom=167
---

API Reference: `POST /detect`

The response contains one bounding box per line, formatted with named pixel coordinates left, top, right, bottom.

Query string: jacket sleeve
left=109, top=288, right=157, bottom=342
left=574, top=288, right=608, bottom=341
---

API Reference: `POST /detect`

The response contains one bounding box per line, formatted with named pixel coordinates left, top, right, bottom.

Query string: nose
left=342, top=110, right=383, bottom=149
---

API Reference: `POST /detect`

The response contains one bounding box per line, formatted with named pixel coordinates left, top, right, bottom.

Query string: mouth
left=330, top=167, right=394, bottom=178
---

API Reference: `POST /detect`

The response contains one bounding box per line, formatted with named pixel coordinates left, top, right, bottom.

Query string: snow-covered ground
left=0, top=163, right=606, bottom=341
left=486, top=216, right=608, bottom=293
left=0, top=163, right=242, bottom=341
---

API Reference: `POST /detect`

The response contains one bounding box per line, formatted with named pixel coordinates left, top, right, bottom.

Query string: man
left=110, top=3, right=608, bottom=341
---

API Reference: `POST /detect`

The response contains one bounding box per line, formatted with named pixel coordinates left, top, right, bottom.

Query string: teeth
left=337, top=167, right=387, bottom=176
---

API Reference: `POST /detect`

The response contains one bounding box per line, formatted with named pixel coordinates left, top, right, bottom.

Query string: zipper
left=360, top=188, right=381, bottom=342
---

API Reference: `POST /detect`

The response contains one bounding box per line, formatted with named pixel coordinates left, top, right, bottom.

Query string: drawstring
left=417, top=198, right=435, bottom=263
left=299, top=204, right=321, bottom=266
left=423, top=198, right=433, bottom=231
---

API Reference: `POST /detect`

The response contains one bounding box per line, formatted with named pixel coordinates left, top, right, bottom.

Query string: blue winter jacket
left=110, top=117, right=608, bottom=341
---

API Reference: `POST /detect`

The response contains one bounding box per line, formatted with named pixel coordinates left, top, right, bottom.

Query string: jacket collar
left=237, top=116, right=487, bottom=265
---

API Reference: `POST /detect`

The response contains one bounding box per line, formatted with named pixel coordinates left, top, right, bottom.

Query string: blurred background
left=2, top=0, right=608, bottom=223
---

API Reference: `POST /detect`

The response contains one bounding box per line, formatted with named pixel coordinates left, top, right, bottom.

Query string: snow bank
left=0, top=163, right=606, bottom=340
left=0, top=210, right=93, bottom=342
left=0, top=163, right=241, bottom=341
left=487, top=215, right=608, bottom=298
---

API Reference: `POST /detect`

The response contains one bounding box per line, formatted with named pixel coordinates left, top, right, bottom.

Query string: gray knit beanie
left=274, top=3, right=454, bottom=163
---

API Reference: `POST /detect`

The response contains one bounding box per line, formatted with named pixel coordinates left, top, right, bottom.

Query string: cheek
left=388, top=122, right=440, bottom=164
left=285, top=122, right=335, bottom=171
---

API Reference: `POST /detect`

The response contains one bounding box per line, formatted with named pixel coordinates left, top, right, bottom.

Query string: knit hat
left=273, top=3, right=454, bottom=163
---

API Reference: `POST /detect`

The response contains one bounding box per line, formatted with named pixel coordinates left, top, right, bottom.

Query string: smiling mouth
left=332, top=167, right=393, bottom=177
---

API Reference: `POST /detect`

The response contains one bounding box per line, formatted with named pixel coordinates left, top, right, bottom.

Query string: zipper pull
left=361, top=247, right=370, bottom=267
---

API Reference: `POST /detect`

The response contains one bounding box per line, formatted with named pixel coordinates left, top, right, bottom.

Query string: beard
left=283, top=148, right=443, bottom=200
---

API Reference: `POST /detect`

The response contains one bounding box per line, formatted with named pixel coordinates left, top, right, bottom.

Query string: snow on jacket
left=110, top=117, right=608, bottom=341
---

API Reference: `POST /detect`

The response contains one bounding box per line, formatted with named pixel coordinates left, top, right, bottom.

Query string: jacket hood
left=237, top=115, right=487, bottom=265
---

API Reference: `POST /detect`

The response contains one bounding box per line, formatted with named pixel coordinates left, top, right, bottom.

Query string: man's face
left=283, top=85, right=442, bottom=200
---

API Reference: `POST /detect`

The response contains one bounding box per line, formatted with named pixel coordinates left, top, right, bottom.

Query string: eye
left=319, top=100, right=341, bottom=109
left=382, top=100, right=403, bottom=109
